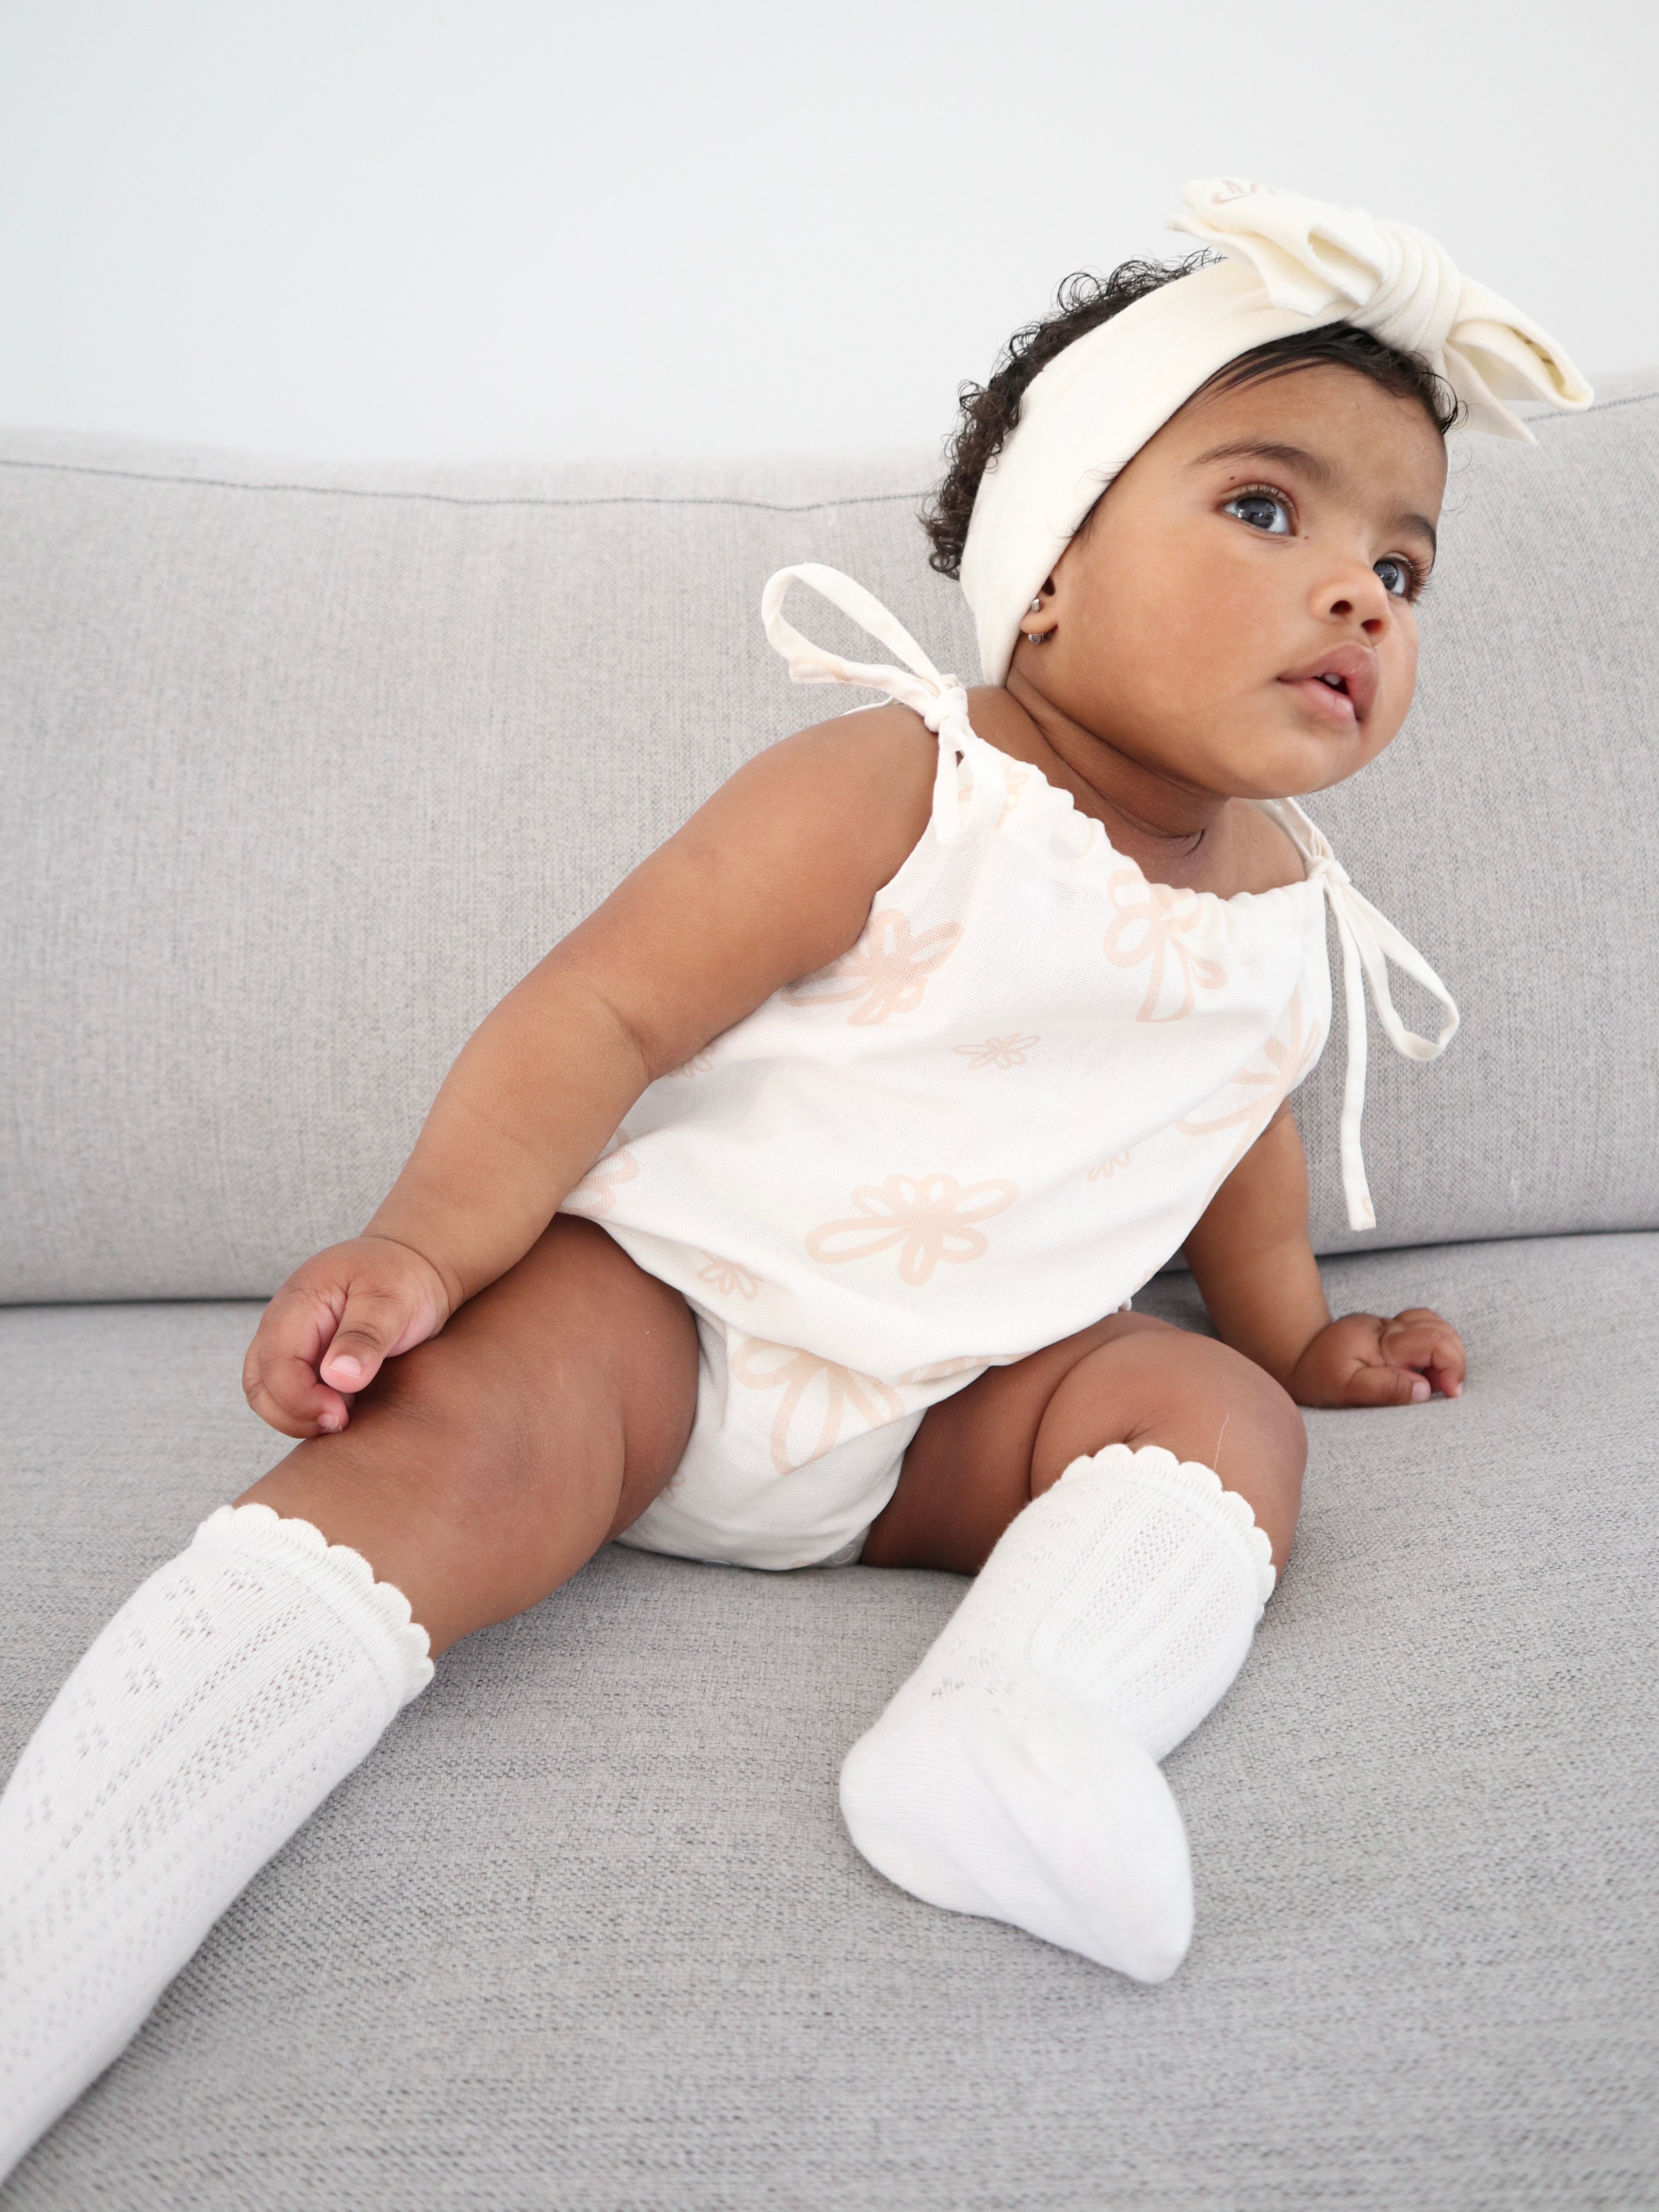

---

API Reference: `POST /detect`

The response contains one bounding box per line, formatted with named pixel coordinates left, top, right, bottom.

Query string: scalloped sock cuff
left=839, top=1444, right=1275, bottom=1981
left=0, top=1504, right=432, bottom=2184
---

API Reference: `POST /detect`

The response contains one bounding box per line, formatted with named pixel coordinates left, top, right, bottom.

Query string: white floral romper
left=559, top=565, right=1458, bottom=1570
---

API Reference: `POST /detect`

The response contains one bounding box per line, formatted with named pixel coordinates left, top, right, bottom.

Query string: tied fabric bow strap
left=760, top=564, right=1007, bottom=846
left=1306, top=851, right=1460, bottom=1232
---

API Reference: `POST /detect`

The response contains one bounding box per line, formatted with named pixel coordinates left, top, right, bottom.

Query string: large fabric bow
left=1169, top=178, right=1590, bottom=440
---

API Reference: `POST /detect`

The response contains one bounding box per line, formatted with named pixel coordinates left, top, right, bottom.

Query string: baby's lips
left=1279, top=643, right=1378, bottom=721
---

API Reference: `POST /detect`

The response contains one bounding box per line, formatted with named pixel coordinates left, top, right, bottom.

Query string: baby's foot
left=839, top=1660, right=1191, bottom=1981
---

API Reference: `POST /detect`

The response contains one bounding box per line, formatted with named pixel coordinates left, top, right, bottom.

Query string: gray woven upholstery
left=2, top=1235, right=1655, bottom=2210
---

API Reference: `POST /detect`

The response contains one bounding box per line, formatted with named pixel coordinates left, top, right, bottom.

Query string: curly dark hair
left=921, top=257, right=1462, bottom=579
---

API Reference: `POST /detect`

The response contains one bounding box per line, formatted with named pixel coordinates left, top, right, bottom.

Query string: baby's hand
left=1288, top=1308, right=1466, bottom=1409
left=242, top=1236, right=456, bottom=1438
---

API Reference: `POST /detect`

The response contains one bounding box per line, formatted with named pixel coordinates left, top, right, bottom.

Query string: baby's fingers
left=242, top=1239, right=451, bottom=1439
left=1381, top=1309, right=1467, bottom=1399
left=318, top=1284, right=414, bottom=1398
left=241, top=1287, right=353, bottom=1436
left=1341, top=1361, right=1432, bottom=1408
left=242, top=1343, right=352, bottom=1439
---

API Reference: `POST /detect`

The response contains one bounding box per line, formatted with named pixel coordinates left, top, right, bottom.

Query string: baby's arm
left=243, top=709, right=936, bottom=1438
left=1182, top=1106, right=1466, bottom=1406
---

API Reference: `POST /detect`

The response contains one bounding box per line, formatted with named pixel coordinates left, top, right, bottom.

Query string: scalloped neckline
left=969, top=728, right=1318, bottom=912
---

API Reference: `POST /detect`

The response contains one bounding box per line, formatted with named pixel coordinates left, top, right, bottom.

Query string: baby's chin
left=1212, top=708, right=1388, bottom=800
left=1075, top=698, right=1387, bottom=803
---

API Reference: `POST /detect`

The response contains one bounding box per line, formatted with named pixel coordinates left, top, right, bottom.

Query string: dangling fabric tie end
left=1314, top=848, right=1459, bottom=1236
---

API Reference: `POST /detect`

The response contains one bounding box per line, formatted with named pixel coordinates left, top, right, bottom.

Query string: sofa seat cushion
left=2, top=1229, right=1655, bottom=2210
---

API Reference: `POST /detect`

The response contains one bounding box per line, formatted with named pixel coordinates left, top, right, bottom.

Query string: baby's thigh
left=422, top=1215, right=701, bottom=1528
left=864, top=1314, right=1303, bottom=1575
left=241, top=1217, right=700, bottom=1652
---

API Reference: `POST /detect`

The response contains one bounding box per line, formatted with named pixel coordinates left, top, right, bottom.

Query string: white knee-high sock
left=0, top=1502, right=432, bottom=2182
left=839, top=1444, right=1276, bottom=1982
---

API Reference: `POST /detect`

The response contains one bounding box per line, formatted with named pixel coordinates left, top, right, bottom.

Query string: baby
left=0, top=178, right=1589, bottom=2176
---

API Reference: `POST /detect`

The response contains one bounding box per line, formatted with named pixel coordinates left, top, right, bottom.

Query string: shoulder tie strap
left=760, top=564, right=1006, bottom=846
left=754, top=611, right=1456, bottom=1235
left=1269, top=799, right=1460, bottom=1233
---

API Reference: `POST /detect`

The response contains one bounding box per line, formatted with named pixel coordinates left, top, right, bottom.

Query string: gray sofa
left=2, top=379, right=1656, bottom=2210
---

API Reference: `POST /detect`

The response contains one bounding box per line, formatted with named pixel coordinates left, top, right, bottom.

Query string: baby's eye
left=1224, top=490, right=1292, bottom=535
left=1374, top=555, right=1416, bottom=599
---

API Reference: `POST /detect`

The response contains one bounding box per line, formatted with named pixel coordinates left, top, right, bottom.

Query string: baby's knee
left=350, top=1334, right=549, bottom=1527
left=1133, top=1334, right=1304, bottom=1565
left=1131, top=1327, right=1301, bottom=1445
left=1040, top=1325, right=1305, bottom=1549
left=1192, top=1334, right=1306, bottom=1471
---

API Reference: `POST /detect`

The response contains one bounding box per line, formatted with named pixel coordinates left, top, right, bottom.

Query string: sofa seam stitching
left=0, top=455, right=932, bottom=512
left=0, top=387, right=1648, bottom=505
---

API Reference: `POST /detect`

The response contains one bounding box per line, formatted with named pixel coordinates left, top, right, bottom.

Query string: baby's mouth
left=1278, top=645, right=1377, bottom=725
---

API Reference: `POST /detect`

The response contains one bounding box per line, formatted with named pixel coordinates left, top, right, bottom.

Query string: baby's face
left=1025, top=363, right=1448, bottom=800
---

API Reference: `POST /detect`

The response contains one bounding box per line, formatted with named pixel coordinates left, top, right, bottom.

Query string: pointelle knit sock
left=0, top=1501, right=432, bottom=2183
left=839, top=1443, right=1277, bottom=1981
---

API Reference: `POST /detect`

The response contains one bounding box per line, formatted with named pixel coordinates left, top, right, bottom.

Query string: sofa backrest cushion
left=2, top=378, right=1657, bottom=1302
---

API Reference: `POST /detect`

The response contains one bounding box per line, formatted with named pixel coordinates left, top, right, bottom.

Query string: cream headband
left=960, top=177, right=1593, bottom=684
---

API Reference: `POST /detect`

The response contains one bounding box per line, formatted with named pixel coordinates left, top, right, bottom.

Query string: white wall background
left=1, top=0, right=1654, bottom=464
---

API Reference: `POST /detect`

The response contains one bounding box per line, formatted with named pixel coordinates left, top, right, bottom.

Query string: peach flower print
left=784, top=909, right=964, bottom=1026
left=806, top=1172, right=1019, bottom=1287
left=1102, top=869, right=1227, bottom=1023
left=730, top=1338, right=906, bottom=1474
left=667, top=1050, right=715, bottom=1078
left=1088, top=1152, right=1132, bottom=1182
left=697, top=1253, right=759, bottom=1299
left=997, top=765, right=1032, bottom=827
left=1177, top=988, right=1323, bottom=1207
left=562, top=1140, right=640, bottom=1219
left=897, top=1354, right=989, bottom=1386
left=955, top=1033, right=1039, bottom=1072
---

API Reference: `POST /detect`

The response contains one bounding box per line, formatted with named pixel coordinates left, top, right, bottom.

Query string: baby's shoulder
left=688, top=701, right=937, bottom=908
left=734, top=700, right=936, bottom=840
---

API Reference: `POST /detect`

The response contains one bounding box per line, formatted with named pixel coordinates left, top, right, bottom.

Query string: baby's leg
left=844, top=1316, right=1301, bottom=1982
left=238, top=1216, right=700, bottom=1655
left=865, top=1310, right=1303, bottom=1572
left=0, top=1219, right=697, bottom=2180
